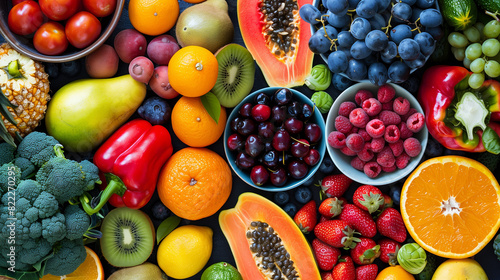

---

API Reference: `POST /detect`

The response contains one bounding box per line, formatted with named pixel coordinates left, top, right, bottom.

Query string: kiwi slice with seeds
left=212, top=44, right=255, bottom=108
left=100, top=207, right=155, bottom=267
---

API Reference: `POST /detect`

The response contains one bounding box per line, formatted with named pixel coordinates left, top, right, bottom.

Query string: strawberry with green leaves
left=339, top=204, right=377, bottom=238
left=351, top=237, right=381, bottom=265
left=293, top=200, right=317, bottom=233
left=355, top=264, right=378, bottom=280
left=378, top=238, right=400, bottom=265
left=312, top=238, right=341, bottom=271
left=353, top=185, right=384, bottom=214
left=319, top=197, right=346, bottom=218
left=332, top=256, right=355, bottom=280
left=377, top=207, right=407, bottom=243
left=318, top=174, right=353, bottom=199
left=314, top=220, right=361, bottom=249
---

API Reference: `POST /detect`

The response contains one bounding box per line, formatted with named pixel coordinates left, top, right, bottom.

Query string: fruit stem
left=485, top=11, right=500, bottom=22
left=79, top=173, right=127, bottom=216
left=290, top=137, right=310, bottom=146
left=196, top=62, right=203, bottom=71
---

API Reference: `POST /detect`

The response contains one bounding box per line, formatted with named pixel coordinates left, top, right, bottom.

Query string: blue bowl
left=224, top=87, right=326, bottom=192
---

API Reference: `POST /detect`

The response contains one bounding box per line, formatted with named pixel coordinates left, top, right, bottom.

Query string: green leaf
left=201, top=92, right=221, bottom=124
left=157, top=215, right=181, bottom=245
left=482, top=126, right=500, bottom=154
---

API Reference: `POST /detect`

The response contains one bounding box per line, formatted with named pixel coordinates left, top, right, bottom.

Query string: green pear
left=107, top=262, right=168, bottom=280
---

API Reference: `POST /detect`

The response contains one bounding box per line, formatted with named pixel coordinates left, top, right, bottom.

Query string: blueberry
left=332, top=73, right=354, bottom=92
left=60, top=60, right=81, bottom=77
left=295, top=186, right=312, bottom=204
left=425, top=137, right=444, bottom=157
left=44, top=63, right=59, bottom=79
left=319, top=157, right=335, bottom=174
left=390, top=185, right=401, bottom=205
left=137, top=96, right=172, bottom=125
left=151, top=201, right=170, bottom=220
left=302, top=175, right=316, bottom=187
left=283, top=202, right=298, bottom=217
left=274, top=191, right=290, bottom=206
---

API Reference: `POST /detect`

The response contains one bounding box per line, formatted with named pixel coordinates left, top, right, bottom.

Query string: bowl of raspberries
left=325, top=83, right=428, bottom=185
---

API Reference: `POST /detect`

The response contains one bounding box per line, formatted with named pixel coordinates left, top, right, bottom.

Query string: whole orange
left=157, top=147, right=232, bottom=220
left=128, top=0, right=179, bottom=36
left=375, top=265, right=414, bottom=280
left=171, top=96, right=226, bottom=147
left=183, top=0, right=206, bottom=2
left=168, top=46, right=219, bottom=97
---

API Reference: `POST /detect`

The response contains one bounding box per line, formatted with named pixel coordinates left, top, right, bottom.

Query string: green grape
left=451, top=47, right=466, bottom=61
left=484, top=20, right=500, bottom=38
left=465, top=43, right=483, bottom=60
left=469, top=73, right=485, bottom=89
left=482, top=38, right=500, bottom=57
left=475, top=22, right=485, bottom=34
left=485, top=60, right=500, bottom=78
left=448, top=32, right=469, bottom=48
left=464, top=26, right=481, bottom=42
left=470, top=58, right=486, bottom=73
left=463, top=57, right=472, bottom=69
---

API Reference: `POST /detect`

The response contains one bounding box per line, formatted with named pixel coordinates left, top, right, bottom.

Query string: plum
left=85, top=44, right=119, bottom=78
left=146, top=35, right=180, bottom=65
left=114, top=29, right=147, bottom=63
left=129, top=56, right=154, bottom=84
left=149, top=66, right=179, bottom=99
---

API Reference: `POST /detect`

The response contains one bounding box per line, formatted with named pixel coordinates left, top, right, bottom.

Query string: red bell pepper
left=92, top=119, right=173, bottom=209
left=418, top=65, right=500, bottom=153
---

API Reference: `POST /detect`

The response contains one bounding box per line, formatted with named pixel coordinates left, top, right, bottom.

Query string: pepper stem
left=53, top=144, right=65, bottom=158
left=454, top=92, right=489, bottom=141
left=80, top=173, right=127, bottom=215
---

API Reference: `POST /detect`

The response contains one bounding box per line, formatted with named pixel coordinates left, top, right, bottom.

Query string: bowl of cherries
left=224, top=87, right=326, bottom=192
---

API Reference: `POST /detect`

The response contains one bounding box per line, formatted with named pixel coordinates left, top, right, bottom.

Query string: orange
left=128, top=0, right=179, bottom=36
left=183, top=0, right=206, bottom=3
left=168, top=46, right=219, bottom=97
left=401, top=156, right=500, bottom=259
left=40, top=247, right=104, bottom=280
left=171, top=96, right=226, bottom=147
left=375, top=265, right=415, bottom=280
left=157, top=147, right=232, bottom=220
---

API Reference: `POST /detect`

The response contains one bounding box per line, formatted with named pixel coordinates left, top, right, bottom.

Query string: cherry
left=272, top=128, right=291, bottom=151
left=239, top=102, right=253, bottom=117
left=227, top=133, right=245, bottom=152
left=284, top=118, right=304, bottom=134
left=230, top=116, right=242, bottom=132
left=262, top=150, right=279, bottom=169
left=291, top=139, right=310, bottom=158
left=258, top=122, right=275, bottom=140
left=302, top=103, right=314, bottom=121
left=304, top=123, right=322, bottom=143
left=250, top=165, right=269, bottom=186
left=278, top=152, right=291, bottom=165
left=270, top=167, right=288, bottom=186
left=254, top=92, right=271, bottom=105
left=264, top=141, right=273, bottom=152
left=303, top=148, right=320, bottom=166
left=287, top=101, right=302, bottom=117
left=271, top=106, right=287, bottom=124
left=236, top=152, right=255, bottom=170
left=274, top=88, right=293, bottom=105
left=252, top=104, right=271, bottom=122
left=237, top=118, right=256, bottom=136
left=288, top=160, right=308, bottom=179
left=245, top=135, right=265, bottom=158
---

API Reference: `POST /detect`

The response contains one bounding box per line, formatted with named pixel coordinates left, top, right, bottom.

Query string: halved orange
left=401, top=156, right=500, bottom=259
left=40, top=246, right=104, bottom=280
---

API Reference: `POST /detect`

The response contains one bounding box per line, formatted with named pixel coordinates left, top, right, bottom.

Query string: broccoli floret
left=80, top=160, right=101, bottom=191
left=44, top=238, right=86, bottom=276
left=13, top=157, right=36, bottom=179
left=36, top=157, right=87, bottom=204
left=64, top=205, right=90, bottom=240
left=29, top=221, right=42, bottom=239
left=41, top=212, right=66, bottom=244
left=16, top=131, right=60, bottom=167
left=18, top=238, right=52, bottom=265
left=34, top=191, right=59, bottom=219
left=0, top=142, right=15, bottom=165
left=0, top=163, right=21, bottom=196
left=15, top=179, right=42, bottom=204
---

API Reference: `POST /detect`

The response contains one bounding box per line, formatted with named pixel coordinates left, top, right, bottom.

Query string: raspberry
left=382, top=164, right=397, bottom=172
left=346, top=126, right=359, bottom=136
left=341, top=146, right=358, bottom=156
left=362, top=98, right=382, bottom=116
left=358, top=128, right=372, bottom=142
left=393, top=97, right=411, bottom=115
left=370, top=137, right=385, bottom=153
left=335, top=115, right=353, bottom=134
left=364, top=161, right=382, bottom=178
left=396, top=152, right=411, bottom=169
left=398, top=122, right=413, bottom=139
left=346, top=133, right=365, bottom=152
left=384, top=124, right=400, bottom=143
left=379, top=110, right=401, bottom=126
left=357, top=142, right=374, bottom=161
left=377, top=146, right=396, bottom=168
left=389, top=139, right=404, bottom=157
left=338, top=101, right=357, bottom=117
left=406, top=112, right=425, bottom=133
left=355, top=89, right=374, bottom=106
left=366, top=119, right=385, bottom=138
left=381, top=100, right=394, bottom=111
left=351, top=157, right=366, bottom=171
left=377, top=84, right=396, bottom=103
left=328, top=131, right=346, bottom=149
left=349, top=108, right=370, bottom=128
left=404, top=137, right=422, bottom=157
left=402, top=108, right=418, bottom=122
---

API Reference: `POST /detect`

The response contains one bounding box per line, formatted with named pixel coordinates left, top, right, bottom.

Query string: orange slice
left=401, top=156, right=500, bottom=259
left=40, top=246, right=104, bottom=280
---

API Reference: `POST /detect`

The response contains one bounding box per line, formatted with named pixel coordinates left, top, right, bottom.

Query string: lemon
left=201, top=262, right=243, bottom=280
left=157, top=225, right=213, bottom=279
left=432, top=259, right=488, bottom=280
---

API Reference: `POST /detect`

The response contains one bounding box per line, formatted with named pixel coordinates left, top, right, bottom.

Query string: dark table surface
left=2, top=0, right=500, bottom=279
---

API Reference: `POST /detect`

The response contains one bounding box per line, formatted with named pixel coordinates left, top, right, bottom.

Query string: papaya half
left=237, top=0, right=314, bottom=88
left=219, top=192, right=321, bottom=280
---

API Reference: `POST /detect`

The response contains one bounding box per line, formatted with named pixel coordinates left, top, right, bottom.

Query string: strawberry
left=355, top=264, right=378, bottom=280
left=319, top=197, right=345, bottom=218
left=339, top=204, right=377, bottom=238
left=312, top=238, right=341, bottom=271
left=379, top=193, right=393, bottom=210
left=321, top=271, right=334, bottom=280
left=314, top=220, right=361, bottom=249
left=319, top=174, right=353, bottom=198
left=319, top=215, right=330, bottom=223
left=332, top=256, right=355, bottom=280
left=377, top=207, right=407, bottom=243
left=378, top=238, right=400, bottom=265
left=293, top=200, right=317, bottom=233
left=350, top=237, right=381, bottom=265
left=353, top=185, right=384, bottom=214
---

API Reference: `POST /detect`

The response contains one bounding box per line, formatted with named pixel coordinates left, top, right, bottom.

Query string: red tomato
left=39, top=0, right=80, bottom=21
left=12, top=0, right=29, bottom=5
left=33, top=22, right=68, bottom=55
left=8, top=1, right=44, bottom=36
left=82, top=0, right=116, bottom=17
left=65, top=11, right=101, bottom=49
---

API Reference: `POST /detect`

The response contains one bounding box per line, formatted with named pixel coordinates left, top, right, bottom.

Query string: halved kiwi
left=212, top=44, right=255, bottom=108
left=100, top=207, right=155, bottom=267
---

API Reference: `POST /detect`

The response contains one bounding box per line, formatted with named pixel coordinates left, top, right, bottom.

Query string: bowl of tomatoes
left=0, top=0, right=125, bottom=63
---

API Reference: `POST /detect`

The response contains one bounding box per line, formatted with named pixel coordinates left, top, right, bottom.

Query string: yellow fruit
left=157, top=225, right=213, bottom=279
left=375, top=265, right=415, bottom=280
left=40, top=247, right=103, bottom=280
left=431, top=259, right=488, bottom=280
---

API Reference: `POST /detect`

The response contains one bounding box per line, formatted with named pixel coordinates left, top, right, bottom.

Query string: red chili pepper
left=93, top=119, right=173, bottom=209
left=418, top=65, right=500, bottom=153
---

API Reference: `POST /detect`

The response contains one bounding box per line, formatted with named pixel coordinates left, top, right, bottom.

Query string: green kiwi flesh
left=100, top=207, right=155, bottom=267
left=212, top=44, right=255, bottom=108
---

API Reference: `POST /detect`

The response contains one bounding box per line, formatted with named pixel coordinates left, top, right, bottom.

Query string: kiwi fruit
left=212, top=44, right=255, bottom=108
left=100, top=207, right=155, bottom=267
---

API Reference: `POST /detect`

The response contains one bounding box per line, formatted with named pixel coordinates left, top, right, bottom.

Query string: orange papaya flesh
left=219, top=192, right=321, bottom=280
left=237, top=0, right=314, bottom=88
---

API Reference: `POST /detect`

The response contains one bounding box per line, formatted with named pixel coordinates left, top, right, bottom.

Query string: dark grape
left=415, top=0, right=435, bottom=9
left=392, top=2, right=412, bottom=21
left=348, top=0, right=361, bottom=9
left=375, top=0, right=391, bottom=12
left=388, top=61, right=411, bottom=83
left=350, top=40, right=373, bottom=60
left=274, top=88, right=293, bottom=105
left=368, top=62, right=389, bottom=86
left=350, top=17, right=371, bottom=40
left=245, top=135, right=265, bottom=158
left=398, top=38, right=421, bottom=61
left=270, top=167, right=288, bottom=186
left=304, top=123, right=322, bottom=143
left=369, top=13, right=387, bottom=30
left=288, top=160, right=308, bottom=179
left=318, top=25, right=339, bottom=40
left=328, top=51, right=349, bottom=73
left=419, top=8, right=442, bottom=27
left=389, top=24, right=412, bottom=45
left=346, top=59, right=367, bottom=80
left=250, top=165, right=269, bottom=186
left=414, top=32, right=436, bottom=56
left=404, top=53, right=426, bottom=68
left=356, top=0, right=378, bottom=18
left=239, top=103, right=253, bottom=117
left=337, top=31, right=356, bottom=48
left=365, top=30, right=389, bottom=51
left=410, top=7, right=423, bottom=22
left=325, top=0, right=349, bottom=14
left=424, top=26, right=444, bottom=40
left=299, top=4, right=322, bottom=24
left=309, top=29, right=332, bottom=54
left=401, top=0, right=417, bottom=5
left=381, top=41, right=398, bottom=59
left=227, top=133, right=245, bottom=152
left=326, top=10, right=350, bottom=28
